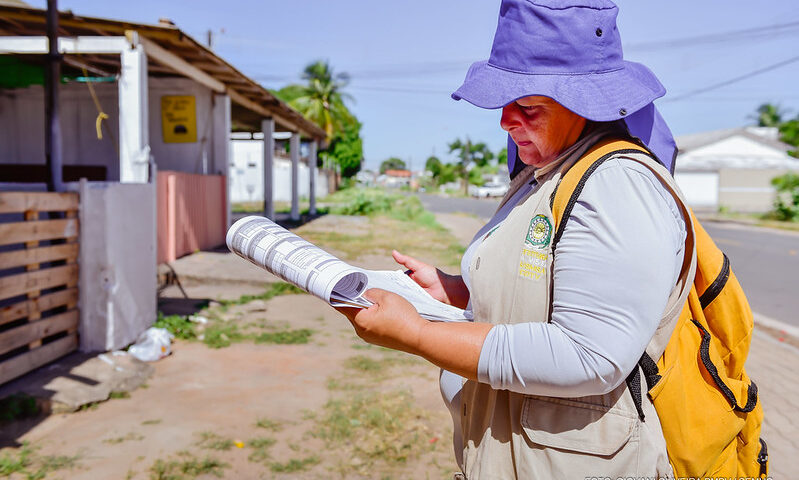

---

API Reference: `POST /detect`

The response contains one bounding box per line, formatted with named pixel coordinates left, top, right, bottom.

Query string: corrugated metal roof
left=0, top=4, right=327, bottom=142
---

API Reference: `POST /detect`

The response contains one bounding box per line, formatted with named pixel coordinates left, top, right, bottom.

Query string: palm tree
left=448, top=137, right=494, bottom=193
left=283, top=60, right=355, bottom=139
left=753, top=103, right=785, bottom=128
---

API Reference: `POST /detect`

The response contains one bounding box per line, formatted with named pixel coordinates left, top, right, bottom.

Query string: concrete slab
left=0, top=350, right=153, bottom=414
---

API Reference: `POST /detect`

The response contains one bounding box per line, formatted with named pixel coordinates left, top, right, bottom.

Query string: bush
left=771, top=173, right=799, bottom=221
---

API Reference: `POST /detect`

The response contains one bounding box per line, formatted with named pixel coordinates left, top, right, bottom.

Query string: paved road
left=417, top=193, right=799, bottom=327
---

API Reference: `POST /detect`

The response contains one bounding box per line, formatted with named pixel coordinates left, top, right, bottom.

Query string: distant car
left=469, top=182, right=509, bottom=198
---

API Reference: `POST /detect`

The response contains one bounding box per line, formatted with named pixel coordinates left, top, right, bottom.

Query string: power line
left=663, top=55, right=799, bottom=103
left=626, top=20, right=799, bottom=52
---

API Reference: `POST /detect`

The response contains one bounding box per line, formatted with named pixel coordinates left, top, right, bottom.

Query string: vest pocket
left=519, top=395, right=637, bottom=456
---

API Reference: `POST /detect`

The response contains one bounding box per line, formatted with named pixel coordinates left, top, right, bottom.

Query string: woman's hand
left=392, top=250, right=470, bottom=309
left=335, top=289, right=428, bottom=354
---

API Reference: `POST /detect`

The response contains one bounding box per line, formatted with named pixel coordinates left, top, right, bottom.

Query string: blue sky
left=30, top=1, right=799, bottom=171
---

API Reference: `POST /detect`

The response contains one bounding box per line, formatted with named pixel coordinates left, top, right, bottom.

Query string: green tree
left=380, top=157, right=406, bottom=174
left=448, top=137, right=495, bottom=193
left=752, top=103, right=785, bottom=128
left=778, top=119, right=799, bottom=158
left=322, top=120, right=363, bottom=178
left=425, top=155, right=442, bottom=178
left=497, top=147, right=508, bottom=167
left=275, top=60, right=355, bottom=139
left=275, top=60, right=364, bottom=178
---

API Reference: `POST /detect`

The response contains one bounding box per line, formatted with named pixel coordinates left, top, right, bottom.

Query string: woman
left=338, top=1, right=694, bottom=478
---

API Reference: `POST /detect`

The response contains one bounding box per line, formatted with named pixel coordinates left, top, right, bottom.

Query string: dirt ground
left=1, top=213, right=481, bottom=479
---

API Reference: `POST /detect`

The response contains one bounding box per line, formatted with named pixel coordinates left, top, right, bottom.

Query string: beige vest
left=460, top=131, right=697, bottom=479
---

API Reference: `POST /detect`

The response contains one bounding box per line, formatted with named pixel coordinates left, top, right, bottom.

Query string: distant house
left=674, top=127, right=799, bottom=212
left=379, top=169, right=411, bottom=188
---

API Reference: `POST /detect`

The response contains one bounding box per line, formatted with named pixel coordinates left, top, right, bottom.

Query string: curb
left=753, top=312, right=799, bottom=344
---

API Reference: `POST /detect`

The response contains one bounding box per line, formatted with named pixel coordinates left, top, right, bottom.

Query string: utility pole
left=206, top=29, right=213, bottom=50
left=45, top=0, right=63, bottom=192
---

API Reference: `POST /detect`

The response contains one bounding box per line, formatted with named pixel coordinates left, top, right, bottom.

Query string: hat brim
left=451, top=60, right=665, bottom=122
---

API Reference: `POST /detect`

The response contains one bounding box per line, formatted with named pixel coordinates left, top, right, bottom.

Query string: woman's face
left=500, top=96, right=587, bottom=168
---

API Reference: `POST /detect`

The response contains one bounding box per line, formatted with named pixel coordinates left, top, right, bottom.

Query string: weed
left=254, top=328, right=313, bottom=345
left=269, top=455, right=320, bottom=473
left=0, top=393, right=39, bottom=423
left=202, top=323, right=246, bottom=349
left=109, top=391, right=131, bottom=400
left=196, top=431, right=235, bottom=451
left=77, top=401, right=100, bottom=412
left=153, top=312, right=196, bottom=340
left=217, top=282, right=305, bottom=307
left=103, top=432, right=144, bottom=444
left=343, top=354, right=416, bottom=376
left=317, top=390, right=432, bottom=471
left=254, top=418, right=282, bottom=431
left=345, top=355, right=385, bottom=373
left=149, top=451, right=228, bottom=479
left=0, top=443, right=32, bottom=476
left=0, top=443, right=80, bottom=478
left=142, top=419, right=162, bottom=426
left=246, top=436, right=276, bottom=463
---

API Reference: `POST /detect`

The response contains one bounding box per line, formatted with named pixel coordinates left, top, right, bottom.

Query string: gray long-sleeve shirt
left=440, top=157, right=686, bottom=455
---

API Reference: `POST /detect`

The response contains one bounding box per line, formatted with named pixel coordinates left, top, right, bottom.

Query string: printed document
left=226, top=216, right=467, bottom=322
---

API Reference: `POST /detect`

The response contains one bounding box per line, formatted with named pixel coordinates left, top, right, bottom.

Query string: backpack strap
left=549, top=138, right=676, bottom=421
left=550, top=138, right=651, bottom=248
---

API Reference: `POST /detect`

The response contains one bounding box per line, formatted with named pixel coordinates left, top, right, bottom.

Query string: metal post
left=309, top=140, right=318, bottom=215
left=261, top=118, right=275, bottom=220
left=290, top=132, right=300, bottom=221
left=45, top=0, right=63, bottom=192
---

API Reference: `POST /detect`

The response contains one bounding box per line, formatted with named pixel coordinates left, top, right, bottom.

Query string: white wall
left=77, top=181, right=156, bottom=352
left=230, top=139, right=329, bottom=203
left=0, top=77, right=225, bottom=179
left=674, top=171, right=719, bottom=208
left=0, top=83, right=120, bottom=179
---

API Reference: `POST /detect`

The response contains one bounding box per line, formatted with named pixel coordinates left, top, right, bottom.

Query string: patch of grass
left=0, top=443, right=80, bottom=479
left=254, top=328, right=313, bottom=345
left=109, top=391, right=130, bottom=400
left=254, top=417, right=282, bottom=431
left=153, top=312, right=197, bottom=341
left=217, top=282, right=305, bottom=308
left=246, top=437, right=276, bottom=463
left=0, top=443, right=32, bottom=476
left=196, top=431, right=235, bottom=451
left=142, top=419, right=162, bottom=426
left=316, top=390, right=432, bottom=472
left=343, top=354, right=417, bottom=376
left=269, top=455, right=320, bottom=473
left=0, top=393, right=39, bottom=423
left=202, top=322, right=246, bottom=349
left=103, top=432, right=144, bottom=444
left=149, top=451, right=228, bottom=480
left=298, top=214, right=462, bottom=268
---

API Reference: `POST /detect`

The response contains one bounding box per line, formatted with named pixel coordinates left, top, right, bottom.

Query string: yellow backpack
left=551, top=139, right=768, bottom=479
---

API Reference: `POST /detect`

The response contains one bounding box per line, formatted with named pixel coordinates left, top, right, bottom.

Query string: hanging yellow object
left=95, top=112, right=109, bottom=140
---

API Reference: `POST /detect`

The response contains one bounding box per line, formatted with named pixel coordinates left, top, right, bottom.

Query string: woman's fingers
left=392, top=250, right=425, bottom=272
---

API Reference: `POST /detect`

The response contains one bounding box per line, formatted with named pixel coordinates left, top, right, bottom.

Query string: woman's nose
left=500, top=103, right=521, bottom=132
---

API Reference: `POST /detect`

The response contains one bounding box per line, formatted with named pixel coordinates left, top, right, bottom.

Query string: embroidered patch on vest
left=525, top=215, right=552, bottom=249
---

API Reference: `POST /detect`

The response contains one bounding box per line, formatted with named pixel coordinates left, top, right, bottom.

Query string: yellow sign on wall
left=161, top=95, right=197, bottom=143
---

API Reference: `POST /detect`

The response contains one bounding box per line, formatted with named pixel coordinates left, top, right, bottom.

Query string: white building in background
left=230, top=134, right=330, bottom=203
left=674, top=127, right=799, bottom=212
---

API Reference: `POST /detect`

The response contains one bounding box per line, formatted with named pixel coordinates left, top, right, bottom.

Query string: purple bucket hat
left=453, top=0, right=678, bottom=173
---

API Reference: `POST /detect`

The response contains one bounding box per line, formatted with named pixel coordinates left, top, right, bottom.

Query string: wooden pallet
left=0, top=192, right=80, bottom=385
